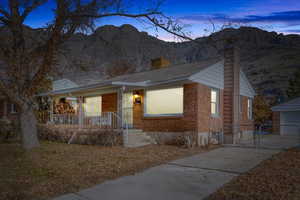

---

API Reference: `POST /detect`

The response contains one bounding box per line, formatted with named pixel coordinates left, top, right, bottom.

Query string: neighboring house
left=272, top=97, right=300, bottom=136
left=0, top=97, right=18, bottom=121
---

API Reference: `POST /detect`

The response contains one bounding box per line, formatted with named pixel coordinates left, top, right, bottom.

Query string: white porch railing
left=50, top=112, right=122, bottom=129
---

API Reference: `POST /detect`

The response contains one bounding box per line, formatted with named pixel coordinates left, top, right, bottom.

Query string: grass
left=207, top=148, right=300, bottom=200
left=0, top=142, right=213, bottom=200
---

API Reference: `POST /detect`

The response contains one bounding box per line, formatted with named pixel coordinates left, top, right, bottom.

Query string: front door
left=122, top=92, right=133, bottom=128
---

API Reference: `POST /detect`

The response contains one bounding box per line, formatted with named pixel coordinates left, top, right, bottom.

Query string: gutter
left=38, top=75, right=192, bottom=97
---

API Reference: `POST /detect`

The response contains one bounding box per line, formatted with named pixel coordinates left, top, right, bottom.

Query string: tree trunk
left=20, top=106, right=40, bottom=150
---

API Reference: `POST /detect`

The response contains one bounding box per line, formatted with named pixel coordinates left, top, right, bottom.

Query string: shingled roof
left=41, top=58, right=221, bottom=96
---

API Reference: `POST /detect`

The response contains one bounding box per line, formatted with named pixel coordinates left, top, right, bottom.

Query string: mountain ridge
left=60, top=25, right=300, bottom=101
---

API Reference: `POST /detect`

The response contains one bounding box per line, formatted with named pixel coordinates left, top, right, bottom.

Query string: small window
left=211, top=89, right=219, bottom=117
left=145, top=87, right=183, bottom=116
left=247, top=98, right=253, bottom=120
left=240, top=95, right=243, bottom=114
left=10, top=103, right=17, bottom=114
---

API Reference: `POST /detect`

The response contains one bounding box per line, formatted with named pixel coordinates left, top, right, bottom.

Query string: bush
left=149, top=132, right=198, bottom=148
left=0, top=118, right=20, bottom=143
left=167, top=132, right=198, bottom=148
left=38, top=124, right=123, bottom=146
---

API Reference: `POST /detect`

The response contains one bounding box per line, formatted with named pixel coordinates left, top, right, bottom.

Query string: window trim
left=247, top=98, right=253, bottom=120
left=144, top=87, right=184, bottom=117
left=211, top=88, right=220, bottom=118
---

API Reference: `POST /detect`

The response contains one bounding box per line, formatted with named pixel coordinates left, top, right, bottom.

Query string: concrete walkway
left=52, top=146, right=282, bottom=200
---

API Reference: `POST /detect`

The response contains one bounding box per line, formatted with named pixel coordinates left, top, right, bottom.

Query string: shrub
left=149, top=132, right=198, bottom=148
left=38, top=124, right=123, bottom=146
left=167, top=132, right=198, bottom=148
left=0, top=118, right=20, bottom=143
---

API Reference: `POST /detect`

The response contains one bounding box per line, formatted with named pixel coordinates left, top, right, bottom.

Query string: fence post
left=49, top=97, right=54, bottom=123
left=78, top=96, right=84, bottom=128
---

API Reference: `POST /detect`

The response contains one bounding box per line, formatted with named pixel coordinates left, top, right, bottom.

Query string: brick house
left=38, top=45, right=256, bottom=146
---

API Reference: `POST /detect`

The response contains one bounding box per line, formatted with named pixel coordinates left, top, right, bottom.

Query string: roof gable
left=189, top=61, right=256, bottom=98
left=189, top=61, right=224, bottom=89
left=240, top=71, right=256, bottom=98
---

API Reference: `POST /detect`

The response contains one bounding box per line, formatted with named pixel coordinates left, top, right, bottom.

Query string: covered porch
left=41, top=87, right=138, bottom=130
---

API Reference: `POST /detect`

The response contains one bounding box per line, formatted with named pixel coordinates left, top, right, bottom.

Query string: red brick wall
left=196, top=84, right=223, bottom=133
left=134, top=88, right=185, bottom=132
left=272, top=111, right=280, bottom=134
left=240, top=96, right=254, bottom=131
left=183, top=83, right=199, bottom=132
left=133, top=83, right=223, bottom=133
left=142, top=116, right=185, bottom=132
left=101, top=93, right=117, bottom=112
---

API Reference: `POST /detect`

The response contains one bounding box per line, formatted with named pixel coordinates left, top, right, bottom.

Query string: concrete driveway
left=52, top=146, right=281, bottom=200
left=237, top=135, right=300, bottom=150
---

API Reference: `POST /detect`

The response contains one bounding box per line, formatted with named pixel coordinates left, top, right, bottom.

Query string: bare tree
left=0, top=0, right=192, bottom=150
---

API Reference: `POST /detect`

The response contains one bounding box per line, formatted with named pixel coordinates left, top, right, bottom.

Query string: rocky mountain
left=58, top=25, right=300, bottom=101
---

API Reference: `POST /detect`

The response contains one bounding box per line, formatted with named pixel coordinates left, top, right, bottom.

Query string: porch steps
left=125, top=129, right=154, bottom=148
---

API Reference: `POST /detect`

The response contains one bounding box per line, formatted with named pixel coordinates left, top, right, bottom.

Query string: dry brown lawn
left=207, top=148, right=300, bottom=200
left=0, top=142, right=213, bottom=200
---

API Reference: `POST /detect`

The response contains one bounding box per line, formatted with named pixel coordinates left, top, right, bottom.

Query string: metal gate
left=235, top=124, right=300, bottom=149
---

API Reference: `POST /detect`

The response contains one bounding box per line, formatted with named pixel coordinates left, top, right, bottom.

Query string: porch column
left=49, top=97, right=54, bottom=123
left=78, top=96, right=84, bottom=127
left=117, top=87, right=124, bottom=127
left=118, top=87, right=128, bottom=146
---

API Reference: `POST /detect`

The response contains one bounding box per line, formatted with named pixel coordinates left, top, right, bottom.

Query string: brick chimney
left=223, top=43, right=241, bottom=144
left=151, top=57, right=170, bottom=70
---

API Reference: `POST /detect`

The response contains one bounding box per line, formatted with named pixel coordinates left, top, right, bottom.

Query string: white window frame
left=144, top=87, right=184, bottom=117
left=211, top=88, right=220, bottom=117
left=247, top=98, right=253, bottom=120
left=10, top=103, right=17, bottom=114
left=240, top=95, right=243, bottom=114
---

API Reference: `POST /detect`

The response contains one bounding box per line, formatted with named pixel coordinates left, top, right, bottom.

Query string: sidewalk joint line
left=167, top=163, right=241, bottom=175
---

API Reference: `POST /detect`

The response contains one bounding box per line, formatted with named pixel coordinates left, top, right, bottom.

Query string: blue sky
left=23, top=0, right=300, bottom=41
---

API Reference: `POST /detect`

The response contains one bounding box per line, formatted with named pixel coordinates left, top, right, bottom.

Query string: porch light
left=133, top=92, right=141, bottom=104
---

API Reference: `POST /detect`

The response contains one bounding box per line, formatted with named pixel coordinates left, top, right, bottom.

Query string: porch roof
left=39, top=58, right=221, bottom=96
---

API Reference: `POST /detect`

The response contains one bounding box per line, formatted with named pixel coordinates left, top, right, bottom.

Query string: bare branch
left=0, top=7, right=10, bottom=18
left=21, top=0, right=48, bottom=21
left=144, top=15, right=195, bottom=41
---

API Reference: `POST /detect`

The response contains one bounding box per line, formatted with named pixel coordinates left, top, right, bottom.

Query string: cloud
left=181, top=10, right=300, bottom=26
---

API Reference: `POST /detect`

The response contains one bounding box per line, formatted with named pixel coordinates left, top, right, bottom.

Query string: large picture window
left=211, top=89, right=220, bottom=116
left=145, top=87, right=183, bottom=116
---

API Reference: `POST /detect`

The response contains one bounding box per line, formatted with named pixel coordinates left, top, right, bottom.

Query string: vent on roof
left=151, top=57, right=170, bottom=70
